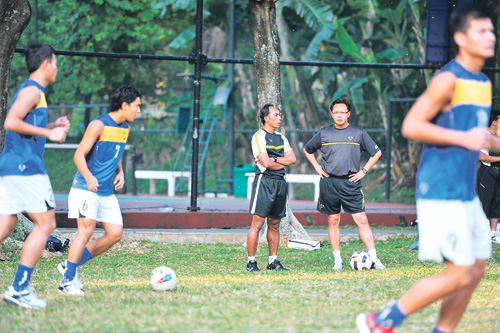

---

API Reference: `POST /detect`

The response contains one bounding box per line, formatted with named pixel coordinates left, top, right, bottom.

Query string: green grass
left=1, top=237, right=499, bottom=332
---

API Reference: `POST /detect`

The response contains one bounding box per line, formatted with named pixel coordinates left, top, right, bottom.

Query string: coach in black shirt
left=303, top=98, right=386, bottom=271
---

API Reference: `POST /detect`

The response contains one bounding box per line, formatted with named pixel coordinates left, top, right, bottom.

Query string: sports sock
left=63, top=260, right=79, bottom=283
left=431, top=327, right=450, bottom=333
left=368, top=249, right=378, bottom=260
left=248, top=256, right=256, bottom=262
left=268, top=255, right=277, bottom=264
left=12, top=264, right=34, bottom=292
left=375, top=300, right=407, bottom=328
left=78, top=247, right=95, bottom=266
left=491, top=231, right=497, bottom=237
left=333, top=251, right=341, bottom=262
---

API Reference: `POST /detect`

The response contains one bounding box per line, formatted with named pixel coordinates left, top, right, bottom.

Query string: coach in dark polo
left=303, top=98, right=386, bottom=271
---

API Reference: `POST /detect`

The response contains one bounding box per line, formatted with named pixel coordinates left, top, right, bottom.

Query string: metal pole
left=188, top=0, right=204, bottom=211
left=226, top=0, right=236, bottom=194
left=385, top=100, right=393, bottom=202
left=34, top=0, right=38, bottom=43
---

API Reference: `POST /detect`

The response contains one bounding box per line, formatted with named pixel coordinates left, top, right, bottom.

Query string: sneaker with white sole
left=58, top=278, right=84, bottom=296
left=57, top=260, right=83, bottom=290
left=332, top=260, right=344, bottom=271
left=371, top=258, right=386, bottom=270
left=492, top=234, right=500, bottom=244
left=3, top=285, right=47, bottom=309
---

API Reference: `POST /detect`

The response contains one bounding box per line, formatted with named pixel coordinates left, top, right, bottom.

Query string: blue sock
left=375, top=300, right=408, bottom=328
left=432, top=327, right=450, bottom=333
left=12, top=264, right=34, bottom=292
left=78, top=247, right=94, bottom=266
left=63, top=260, right=79, bottom=283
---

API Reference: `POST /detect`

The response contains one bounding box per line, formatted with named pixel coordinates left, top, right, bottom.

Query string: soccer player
left=303, top=98, right=385, bottom=271
left=57, top=85, right=141, bottom=295
left=356, top=5, right=500, bottom=333
left=246, top=104, right=296, bottom=272
left=0, top=44, right=70, bottom=309
left=476, top=110, right=500, bottom=244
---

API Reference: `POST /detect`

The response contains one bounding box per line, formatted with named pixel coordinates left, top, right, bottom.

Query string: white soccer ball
left=349, top=251, right=373, bottom=271
left=149, top=266, right=177, bottom=291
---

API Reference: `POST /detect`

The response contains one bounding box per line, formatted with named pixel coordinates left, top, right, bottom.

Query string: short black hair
left=259, top=104, right=275, bottom=125
left=330, top=98, right=351, bottom=112
left=25, top=44, right=55, bottom=73
left=109, top=85, right=141, bottom=112
left=489, top=110, right=500, bottom=126
left=449, top=5, right=490, bottom=36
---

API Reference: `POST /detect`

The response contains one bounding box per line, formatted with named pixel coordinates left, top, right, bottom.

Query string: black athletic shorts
left=476, top=164, right=500, bottom=218
left=317, top=176, right=364, bottom=215
left=249, top=174, right=287, bottom=218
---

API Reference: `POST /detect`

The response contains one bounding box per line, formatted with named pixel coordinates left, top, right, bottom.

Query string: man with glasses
left=303, top=98, right=385, bottom=271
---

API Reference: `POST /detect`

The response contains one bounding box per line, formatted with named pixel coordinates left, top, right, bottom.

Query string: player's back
left=417, top=59, right=491, bottom=201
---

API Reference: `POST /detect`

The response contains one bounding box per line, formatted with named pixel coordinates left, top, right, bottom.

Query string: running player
left=357, top=5, right=500, bottom=332
left=57, top=85, right=141, bottom=295
left=1, top=44, right=70, bottom=309
left=246, top=104, right=296, bottom=272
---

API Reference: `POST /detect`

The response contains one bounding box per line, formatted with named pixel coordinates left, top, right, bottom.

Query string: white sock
left=269, top=255, right=277, bottom=264
left=368, top=249, right=378, bottom=260
left=491, top=231, right=497, bottom=237
left=333, top=251, right=341, bottom=262
left=248, top=256, right=256, bottom=262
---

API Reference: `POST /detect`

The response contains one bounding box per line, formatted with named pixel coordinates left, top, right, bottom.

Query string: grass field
left=1, top=235, right=499, bottom=332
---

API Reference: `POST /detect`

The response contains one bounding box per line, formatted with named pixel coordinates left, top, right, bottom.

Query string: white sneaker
left=332, top=260, right=344, bottom=271
left=492, top=234, right=500, bottom=244
left=58, top=279, right=84, bottom=296
left=371, top=258, right=386, bottom=270
left=57, top=260, right=83, bottom=290
left=3, top=285, right=47, bottom=309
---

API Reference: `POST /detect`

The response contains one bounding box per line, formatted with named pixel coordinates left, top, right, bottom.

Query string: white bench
left=135, top=170, right=191, bottom=196
left=245, top=173, right=320, bottom=201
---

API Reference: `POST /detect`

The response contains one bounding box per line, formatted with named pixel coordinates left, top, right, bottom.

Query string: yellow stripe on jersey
left=266, top=145, right=284, bottom=150
left=322, top=142, right=360, bottom=146
left=451, top=79, right=491, bottom=107
left=36, top=92, right=47, bottom=109
left=254, top=129, right=263, bottom=153
left=100, top=126, right=130, bottom=143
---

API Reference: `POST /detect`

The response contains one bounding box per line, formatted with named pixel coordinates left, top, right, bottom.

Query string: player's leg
left=86, top=221, right=122, bottom=256
left=0, top=214, right=18, bottom=244
left=351, top=212, right=385, bottom=269
left=246, top=214, right=265, bottom=272
left=327, top=213, right=344, bottom=270
left=266, top=216, right=287, bottom=271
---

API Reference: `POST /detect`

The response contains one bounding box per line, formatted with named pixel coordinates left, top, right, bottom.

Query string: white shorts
left=0, top=175, right=55, bottom=214
left=417, top=198, right=491, bottom=266
left=68, top=188, right=123, bottom=225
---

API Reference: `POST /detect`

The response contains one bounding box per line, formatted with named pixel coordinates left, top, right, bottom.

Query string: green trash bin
left=233, top=163, right=255, bottom=198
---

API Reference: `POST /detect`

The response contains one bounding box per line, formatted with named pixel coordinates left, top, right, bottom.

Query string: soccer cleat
left=58, top=279, right=85, bottom=296
left=57, top=260, right=83, bottom=290
left=3, top=285, right=47, bottom=309
left=267, top=259, right=289, bottom=271
left=356, top=312, right=394, bottom=333
left=492, top=234, right=500, bottom=244
left=246, top=260, right=260, bottom=272
left=332, top=260, right=344, bottom=271
left=371, top=258, right=386, bottom=270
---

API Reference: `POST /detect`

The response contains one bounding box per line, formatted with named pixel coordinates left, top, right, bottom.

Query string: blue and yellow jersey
left=417, top=59, right=491, bottom=200
left=71, top=114, right=130, bottom=196
left=0, top=80, right=48, bottom=176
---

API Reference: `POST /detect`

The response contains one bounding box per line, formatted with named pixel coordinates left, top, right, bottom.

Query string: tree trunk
left=0, top=0, right=31, bottom=150
left=249, top=0, right=310, bottom=243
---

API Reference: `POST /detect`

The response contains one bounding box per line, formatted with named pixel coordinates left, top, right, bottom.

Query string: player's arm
left=4, top=86, right=67, bottom=143
left=479, top=152, right=500, bottom=162
left=47, top=116, right=70, bottom=132
left=349, top=150, right=382, bottom=182
left=256, top=152, right=285, bottom=170
left=402, top=72, right=490, bottom=150
left=276, top=149, right=296, bottom=166
left=302, top=148, right=329, bottom=178
left=114, top=158, right=125, bottom=191
left=74, top=120, right=104, bottom=192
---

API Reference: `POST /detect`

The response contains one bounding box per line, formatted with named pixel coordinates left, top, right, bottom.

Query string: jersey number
left=114, top=145, right=120, bottom=158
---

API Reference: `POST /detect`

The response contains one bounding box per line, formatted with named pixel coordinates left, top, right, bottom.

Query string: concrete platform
left=54, top=194, right=417, bottom=229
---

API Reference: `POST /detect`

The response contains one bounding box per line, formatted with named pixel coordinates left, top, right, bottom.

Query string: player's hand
left=314, top=165, right=329, bottom=179
left=48, top=127, right=67, bottom=143
left=85, top=175, right=99, bottom=192
left=462, top=127, right=491, bottom=151
left=114, top=172, right=125, bottom=190
left=55, top=116, right=70, bottom=132
left=349, top=171, right=365, bottom=182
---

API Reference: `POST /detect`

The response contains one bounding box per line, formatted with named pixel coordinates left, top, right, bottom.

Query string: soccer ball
left=149, top=266, right=177, bottom=291
left=349, top=251, right=373, bottom=271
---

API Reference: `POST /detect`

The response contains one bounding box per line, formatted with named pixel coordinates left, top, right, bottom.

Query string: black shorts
left=317, top=176, right=364, bottom=215
left=249, top=175, right=287, bottom=218
left=476, top=164, right=500, bottom=218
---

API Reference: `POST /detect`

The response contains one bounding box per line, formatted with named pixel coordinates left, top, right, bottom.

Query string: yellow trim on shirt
left=100, top=126, right=129, bottom=143
left=322, top=142, right=360, bottom=146
left=451, top=79, right=491, bottom=107
left=36, top=92, right=47, bottom=109
left=266, top=145, right=284, bottom=150
left=254, top=129, right=263, bottom=153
